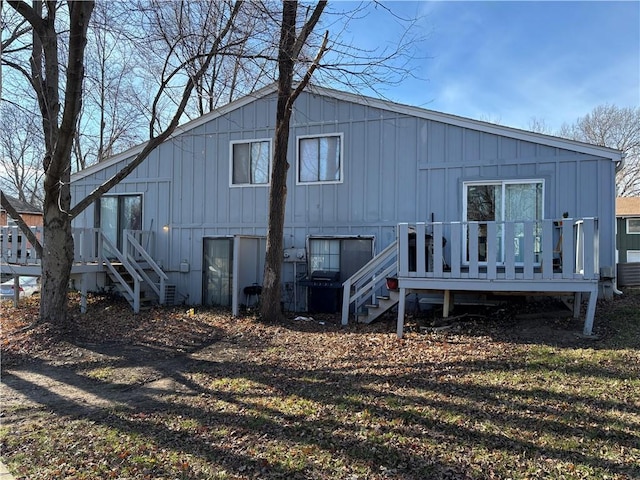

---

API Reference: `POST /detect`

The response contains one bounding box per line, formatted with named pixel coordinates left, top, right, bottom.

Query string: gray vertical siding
left=71, top=89, right=617, bottom=304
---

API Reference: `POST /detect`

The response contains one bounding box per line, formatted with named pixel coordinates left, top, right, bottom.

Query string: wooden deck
left=395, top=219, right=599, bottom=337
left=342, top=218, right=601, bottom=338
left=1, top=227, right=166, bottom=313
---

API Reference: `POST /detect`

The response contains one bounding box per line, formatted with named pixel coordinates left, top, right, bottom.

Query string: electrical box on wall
left=283, top=247, right=306, bottom=262
left=179, top=261, right=190, bottom=273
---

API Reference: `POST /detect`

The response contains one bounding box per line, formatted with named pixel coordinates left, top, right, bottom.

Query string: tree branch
left=287, top=30, right=329, bottom=111
left=69, top=0, right=244, bottom=219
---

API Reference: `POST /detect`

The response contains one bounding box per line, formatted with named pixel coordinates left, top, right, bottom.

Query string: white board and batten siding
left=70, top=85, right=620, bottom=304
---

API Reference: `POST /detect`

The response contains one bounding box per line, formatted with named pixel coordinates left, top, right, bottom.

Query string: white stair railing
left=100, top=233, right=142, bottom=313
left=124, top=230, right=168, bottom=304
left=341, top=241, right=398, bottom=326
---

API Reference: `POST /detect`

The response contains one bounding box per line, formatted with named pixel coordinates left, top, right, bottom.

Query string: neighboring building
left=616, top=197, right=640, bottom=263
left=616, top=197, right=640, bottom=286
left=4, top=84, right=622, bottom=335
left=1, top=193, right=43, bottom=228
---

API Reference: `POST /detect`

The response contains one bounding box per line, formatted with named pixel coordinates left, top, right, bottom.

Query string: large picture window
left=297, top=134, right=342, bottom=184
left=230, top=140, right=270, bottom=186
left=463, top=180, right=543, bottom=264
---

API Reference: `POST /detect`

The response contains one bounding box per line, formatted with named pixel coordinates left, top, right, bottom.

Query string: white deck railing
left=397, top=218, right=599, bottom=282
left=0, top=226, right=105, bottom=265
left=0, top=226, right=41, bottom=265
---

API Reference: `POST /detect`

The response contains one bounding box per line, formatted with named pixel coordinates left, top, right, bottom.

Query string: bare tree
left=74, top=2, right=147, bottom=169
left=527, top=116, right=554, bottom=135
left=4, top=0, right=94, bottom=331
left=5, top=0, right=244, bottom=331
left=559, top=105, right=640, bottom=196
left=260, top=1, right=328, bottom=321
left=0, top=102, right=45, bottom=206
left=259, top=1, right=423, bottom=321
left=131, top=0, right=277, bottom=121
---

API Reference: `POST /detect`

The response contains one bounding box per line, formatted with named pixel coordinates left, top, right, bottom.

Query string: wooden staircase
left=101, top=231, right=171, bottom=313
left=356, top=289, right=401, bottom=324
left=106, top=263, right=154, bottom=310
left=342, top=241, right=401, bottom=325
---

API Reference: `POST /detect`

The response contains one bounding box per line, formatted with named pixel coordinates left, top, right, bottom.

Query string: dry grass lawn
left=1, top=289, right=639, bottom=479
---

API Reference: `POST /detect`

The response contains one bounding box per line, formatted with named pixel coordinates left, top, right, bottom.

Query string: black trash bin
left=299, top=270, right=342, bottom=313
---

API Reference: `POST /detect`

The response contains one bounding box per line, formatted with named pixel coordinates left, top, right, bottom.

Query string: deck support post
left=443, top=290, right=452, bottom=317
left=12, top=276, right=19, bottom=307
left=573, top=292, right=582, bottom=318
left=396, top=287, right=406, bottom=339
left=583, top=286, right=598, bottom=336
left=80, top=273, right=88, bottom=314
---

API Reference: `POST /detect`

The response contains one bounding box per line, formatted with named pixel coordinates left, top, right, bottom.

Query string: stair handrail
left=341, top=241, right=398, bottom=326
left=124, top=230, right=168, bottom=304
left=100, top=233, right=142, bottom=313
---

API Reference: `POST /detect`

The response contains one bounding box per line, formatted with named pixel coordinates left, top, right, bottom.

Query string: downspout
left=612, top=153, right=625, bottom=296
left=613, top=278, right=623, bottom=296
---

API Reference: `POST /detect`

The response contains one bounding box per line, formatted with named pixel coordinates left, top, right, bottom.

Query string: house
left=616, top=196, right=640, bottom=286
left=2, top=84, right=622, bottom=336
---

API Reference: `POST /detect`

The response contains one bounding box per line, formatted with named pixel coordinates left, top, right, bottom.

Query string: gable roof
left=72, top=83, right=623, bottom=181
left=616, top=197, right=640, bottom=217
left=0, top=192, right=41, bottom=215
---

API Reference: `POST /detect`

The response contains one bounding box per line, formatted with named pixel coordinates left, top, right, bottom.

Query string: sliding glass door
left=96, top=195, right=142, bottom=255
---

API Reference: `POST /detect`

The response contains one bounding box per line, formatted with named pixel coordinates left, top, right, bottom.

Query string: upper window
left=297, top=134, right=343, bottom=184
left=230, top=140, right=270, bottom=186
left=463, top=180, right=544, bottom=264
left=627, top=218, right=640, bottom=234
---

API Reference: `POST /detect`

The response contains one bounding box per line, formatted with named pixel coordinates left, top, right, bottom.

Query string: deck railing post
left=415, top=222, right=426, bottom=276
left=468, top=222, right=479, bottom=278
left=398, top=223, right=409, bottom=276
left=486, top=222, right=498, bottom=279
left=523, top=221, right=535, bottom=279
left=562, top=220, right=574, bottom=278
left=433, top=222, right=444, bottom=277
left=450, top=222, right=461, bottom=277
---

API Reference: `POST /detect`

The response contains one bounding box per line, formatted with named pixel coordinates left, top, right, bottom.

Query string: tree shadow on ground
left=2, top=322, right=639, bottom=479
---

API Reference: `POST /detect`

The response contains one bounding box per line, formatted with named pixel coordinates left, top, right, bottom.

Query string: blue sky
left=333, top=1, right=640, bottom=131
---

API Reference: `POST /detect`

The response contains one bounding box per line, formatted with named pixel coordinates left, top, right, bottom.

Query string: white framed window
left=297, top=133, right=343, bottom=184
left=230, top=139, right=271, bottom=186
left=627, top=218, right=640, bottom=234
left=463, top=179, right=544, bottom=264
left=627, top=250, right=640, bottom=262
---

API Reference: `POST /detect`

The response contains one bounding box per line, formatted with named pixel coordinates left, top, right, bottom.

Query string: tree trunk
left=6, top=0, right=95, bottom=331
left=260, top=1, right=327, bottom=321
left=260, top=2, right=297, bottom=322
left=40, top=177, right=74, bottom=331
